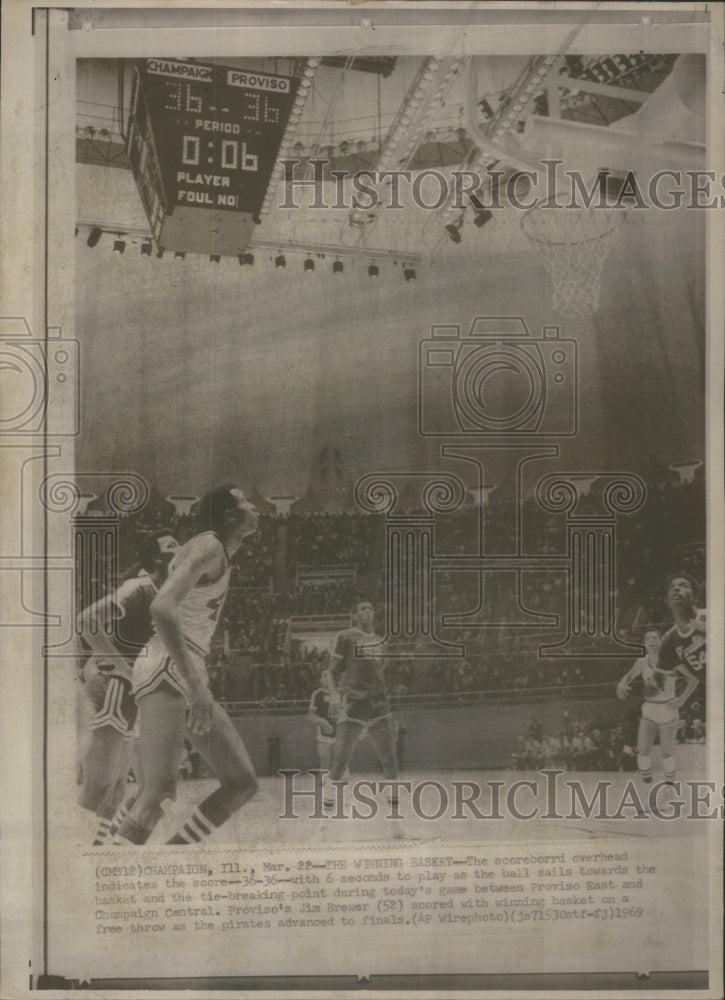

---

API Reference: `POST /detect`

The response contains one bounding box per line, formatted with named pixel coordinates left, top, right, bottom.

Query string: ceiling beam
left=75, top=221, right=423, bottom=263
left=557, top=76, right=651, bottom=104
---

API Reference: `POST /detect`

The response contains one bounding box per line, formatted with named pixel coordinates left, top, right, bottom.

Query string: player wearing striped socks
left=166, top=787, right=246, bottom=844
left=93, top=816, right=112, bottom=846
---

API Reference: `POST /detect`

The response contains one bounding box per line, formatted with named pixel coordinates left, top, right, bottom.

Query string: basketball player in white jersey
left=78, top=530, right=179, bottom=844
left=616, top=626, right=699, bottom=785
left=115, top=485, right=259, bottom=846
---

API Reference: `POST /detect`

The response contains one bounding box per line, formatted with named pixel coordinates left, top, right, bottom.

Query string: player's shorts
left=84, top=662, right=137, bottom=735
left=133, top=636, right=208, bottom=704
left=641, top=700, right=678, bottom=727
left=340, top=692, right=391, bottom=728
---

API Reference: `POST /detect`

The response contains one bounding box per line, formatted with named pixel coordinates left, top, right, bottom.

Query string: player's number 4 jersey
left=166, top=533, right=231, bottom=655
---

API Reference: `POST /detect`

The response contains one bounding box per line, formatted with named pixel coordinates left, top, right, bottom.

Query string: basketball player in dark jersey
left=78, top=530, right=179, bottom=844
left=115, top=485, right=260, bottom=846
left=327, top=600, right=402, bottom=825
left=657, top=573, right=706, bottom=685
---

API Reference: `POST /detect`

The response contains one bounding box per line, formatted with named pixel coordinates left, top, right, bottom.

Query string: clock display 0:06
left=182, top=136, right=259, bottom=173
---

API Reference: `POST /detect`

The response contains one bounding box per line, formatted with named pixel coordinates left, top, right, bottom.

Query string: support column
left=72, top=514, right=118, bottom=643
left=40, top=473, right=150, bottom=656
left=355, top=472, right=466, bottom=658
left=535, top=473, right=646, bottom=658
left=387, top=515, right=434, bottom=642
left=439, top=441, right=560, bottom=627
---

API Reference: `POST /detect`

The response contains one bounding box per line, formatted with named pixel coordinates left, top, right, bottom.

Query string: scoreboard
left=126, top=59, right=297, bottom=255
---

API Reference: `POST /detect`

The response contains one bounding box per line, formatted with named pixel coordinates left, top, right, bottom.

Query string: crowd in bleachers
left=231, top=517, right=277, bottom=587
left=286, top=512, right=379, bottom=569
left=219, top=588, right=288, bottom=663
left=379, top=650, right=589, bottom=697
left=433, top=476, right=705, bottom=638
left=209, top=653, right=322, bottom=704
left=616, top=476, right=705, bottom=633
left=117, top=506, right=379, bottom=585
left=89, top=474, right=705, bottom=709
left=206, top=643, right=599, bottom=704
left=286, top=581, right=357, bottom=615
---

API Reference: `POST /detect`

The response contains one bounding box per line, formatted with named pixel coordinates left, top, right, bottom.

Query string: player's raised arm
left=151, top=534, right=224, bottom=735
left=616, top=658, right=643, bottom=700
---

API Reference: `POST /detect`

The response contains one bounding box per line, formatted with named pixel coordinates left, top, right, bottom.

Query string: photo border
left=0, top=2, right=722, bottom=997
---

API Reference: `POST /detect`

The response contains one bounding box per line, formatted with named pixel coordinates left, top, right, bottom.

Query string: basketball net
left=521, top=199, right=625, bottom=317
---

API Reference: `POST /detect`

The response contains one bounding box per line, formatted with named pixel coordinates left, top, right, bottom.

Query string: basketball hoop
left=521, top=199, right=625, bottom=317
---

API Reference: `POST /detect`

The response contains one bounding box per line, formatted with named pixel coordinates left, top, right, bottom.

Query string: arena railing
left=219, top=681, right=616, bottom=716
